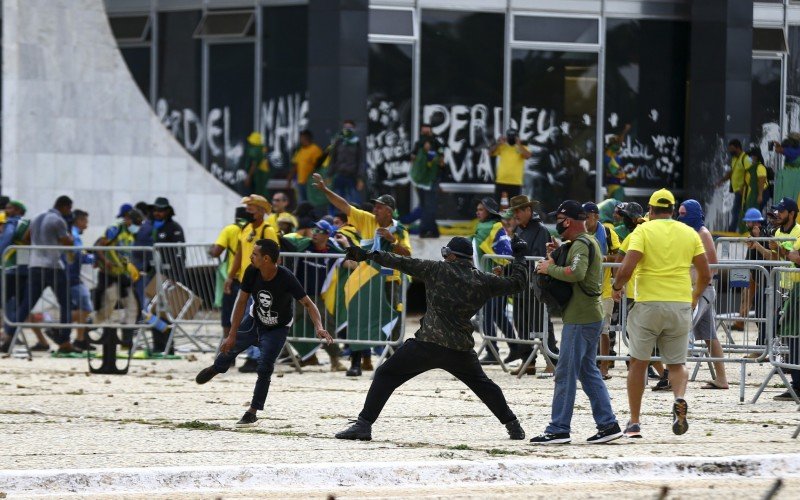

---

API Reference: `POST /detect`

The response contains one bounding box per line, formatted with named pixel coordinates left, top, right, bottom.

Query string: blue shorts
left=70, top=284, right=93, bottom=312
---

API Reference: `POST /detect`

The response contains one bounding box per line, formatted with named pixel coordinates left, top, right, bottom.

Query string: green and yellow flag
left=344, top=261, right=399, bottom=353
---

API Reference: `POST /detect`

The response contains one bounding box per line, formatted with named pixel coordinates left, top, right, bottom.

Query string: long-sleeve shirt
left=545, top=232, right=603, bottom=324
left=370, top=251, right=528, bottom=351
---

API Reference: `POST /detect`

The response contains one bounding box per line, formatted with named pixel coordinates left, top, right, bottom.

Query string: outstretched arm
left=483, top=260, right=528, bottom=296
left=298, top=296, right=333, bottom=344
left=368, top=251, right=434, bottom=279
left=311, top=173, right=351, bottom=215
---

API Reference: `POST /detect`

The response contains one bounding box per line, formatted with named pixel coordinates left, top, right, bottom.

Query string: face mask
left=342, top=128, right=354, bottom=137
left=610, top=144, right=621, bottom=153
left=506, top=134, right=517, bottom=144
left=128, top=224, right=140, bottom=235
left=556, top=220, right=568, bottom=235
left=624, top=217, right=637, bottom=232
left=153, top=220, right=166, bottom=230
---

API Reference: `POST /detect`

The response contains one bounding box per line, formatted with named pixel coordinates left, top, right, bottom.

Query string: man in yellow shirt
left=490, top=128, right=531, bottom=201
left=612, top=188, right=710, bottom=439
left=224, top=195, right=279, bottom=373
left=717, top=139, right=751, bottom=232
left=311, top=173, right=411, bottom=375
left=210, top=207, right=250, bottom=340
left=286, top=130, right=323, bottom=203
left=266, top=192, right=297, bottom=231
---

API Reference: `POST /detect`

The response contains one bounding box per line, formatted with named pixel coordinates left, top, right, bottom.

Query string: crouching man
left=335, top=236, right=530, bottom=441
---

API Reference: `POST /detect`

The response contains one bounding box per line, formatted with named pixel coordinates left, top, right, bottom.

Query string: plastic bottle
left=500, top=191, right=509, bottom=210
left=141, top=311, right=170, bottom=333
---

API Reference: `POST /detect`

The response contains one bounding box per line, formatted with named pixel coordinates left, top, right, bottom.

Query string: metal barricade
left=475, top=254, right=553, bottom=378
left=752, top=267, right=800, bottom=412
left=1, top=245, right=161, bottom=373
left=715, top=236, right=795, bottom=261
left=152, top=243, right=223, bottom=354
left=279, top=252, right=408, bottom=369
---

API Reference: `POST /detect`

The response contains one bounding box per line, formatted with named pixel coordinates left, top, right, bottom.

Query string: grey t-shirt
left=29, top=209, right=69, bottom=269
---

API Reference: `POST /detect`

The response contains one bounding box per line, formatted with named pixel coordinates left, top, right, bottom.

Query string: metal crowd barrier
left=280, top=251, right=408, bottom=369
left=1, top=245, right=162, bottom=372
left=715, top=236, right=796, bottom=261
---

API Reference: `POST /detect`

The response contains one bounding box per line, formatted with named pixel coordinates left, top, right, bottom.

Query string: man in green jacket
left=530, top=200, right=621, bottom=445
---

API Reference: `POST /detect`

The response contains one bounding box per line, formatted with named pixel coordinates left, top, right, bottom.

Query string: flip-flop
left=701, top=382, right=729, bottom=390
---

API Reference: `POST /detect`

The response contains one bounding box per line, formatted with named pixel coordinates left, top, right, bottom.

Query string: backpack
left=532, top=236, right=600, bottom=317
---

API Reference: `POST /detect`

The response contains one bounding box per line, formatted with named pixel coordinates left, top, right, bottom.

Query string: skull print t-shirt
left=240, top=265, right=307, bottom=329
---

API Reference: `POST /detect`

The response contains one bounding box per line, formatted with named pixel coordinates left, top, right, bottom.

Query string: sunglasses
left=312, top=228, right=327, bottom=235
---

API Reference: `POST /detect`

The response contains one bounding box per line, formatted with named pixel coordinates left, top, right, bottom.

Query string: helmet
left=742, top=208, right=765, bottom=223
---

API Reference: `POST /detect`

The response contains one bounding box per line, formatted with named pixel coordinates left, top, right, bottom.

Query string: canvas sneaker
left=623, top=421, right=642, bottom=439
left=587, top=422, right=623, bottom=444
left=235, top=411, right=258, bottom=428
left=529, top=432, right=571, bottom=445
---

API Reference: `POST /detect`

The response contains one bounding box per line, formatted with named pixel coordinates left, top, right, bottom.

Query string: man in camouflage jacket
left=334, top=236, right=529, bottom=442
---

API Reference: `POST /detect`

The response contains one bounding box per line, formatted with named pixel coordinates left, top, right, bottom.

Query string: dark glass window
left=261, top=5, right=309, bottom=172
left=787, top=26, right=800, bottom=134
left=367, top=43, right=413, bottom=213
left=369, top=9, right=414, bottom=37
left=604, top=19, right=690, bottom=192
left=511, top=50, right=598, bottom=209
left=753, top=28, right=787, bottom=52
left=751, top=58, right=782, bottom=148
left=110, top=15, right=151, bottom=42
left=156, top=10, right=203, bottom=162
left=120, top=47, right=151, bottom=102
left=194, top=10, right=254, bottom=38
left=514, top=16, right=598, bottom=44
left=208, top=43, right=255, bottom=192
left=421, top=9, right=504, bottom=219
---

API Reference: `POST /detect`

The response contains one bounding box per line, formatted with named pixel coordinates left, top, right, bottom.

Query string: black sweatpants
left=358, top=339, right=517, bottom=425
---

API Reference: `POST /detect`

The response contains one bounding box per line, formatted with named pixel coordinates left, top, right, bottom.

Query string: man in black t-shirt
left=195, top=239, right=333, bottom=427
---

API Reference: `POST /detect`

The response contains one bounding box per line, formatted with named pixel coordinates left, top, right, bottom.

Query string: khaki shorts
left=601, top=298, right=615, bottom=334
left=627, top=301, right=692, bottom=365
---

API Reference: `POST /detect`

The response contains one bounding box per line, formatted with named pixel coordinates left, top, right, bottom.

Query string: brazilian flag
left=344, top=261, right=399, bottom=353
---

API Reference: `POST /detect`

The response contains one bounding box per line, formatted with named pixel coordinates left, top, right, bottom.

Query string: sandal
left=701, top=382, right=729, bottom=390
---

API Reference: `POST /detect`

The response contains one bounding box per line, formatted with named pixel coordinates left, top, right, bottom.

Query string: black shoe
left=529, top=432, right=571, bottom=445
left=236, top=411, right=258, bottom=427
left=672, top=398, right=689, bottom=435
left=587, top=422, right=623, bottom=444
left=479, top=353, right=500, bottom=365
left=773, top=390, right=799, bottom=401
left=72, top=340, right=95, bottom=351
left=647, top=366, right=660, bottom=380
left=238, top=359, right=258, bottom=373
left=335, top=418, right=372, bottom=440
left=0, top=341, right=10, bottom=352
left=505, top=419, right=525, bottom=440
left=346, top=366, right=362, bottom=377
left=195, top=366, right=219, bottom=385
left=502, top=352, right=522, bottom=364
left=30, top=343, right=50, bottom=352
left=652, top=378, right=671, bottom=391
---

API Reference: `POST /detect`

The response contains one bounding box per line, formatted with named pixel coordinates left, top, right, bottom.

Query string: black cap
left=370, top=195, right=396, bottom=211
left=582, top=202, right=599, bottom=214
left=446, top=236, right=473, bottom=258
left=773, top=197, right=799, bottom=214
left=153, top=197, right=172, bottom=209
left=548, top=200, right=587, bottom=221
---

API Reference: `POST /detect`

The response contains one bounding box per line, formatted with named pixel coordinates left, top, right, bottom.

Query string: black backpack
left=532, top=237, right=600, bottom=317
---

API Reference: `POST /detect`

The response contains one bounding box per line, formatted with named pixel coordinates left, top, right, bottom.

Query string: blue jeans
left=546, top=321, right=617, bottom=434
left=333, top=175, right=360, bottom=205
left=11, top=267, right=71, bottom=344
left=418, top=187, right=439, bottom=235
left=213, top=314, right=289, bottom=411
left=728, top=191, right=743, bottom=232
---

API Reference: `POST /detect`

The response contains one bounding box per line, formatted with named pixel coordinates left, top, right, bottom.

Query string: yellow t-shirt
left=775, top=224, right=800, bottom=286
left=625, top=219, right=705, bottom=303
left=293, top=144, right=323, bottom=184
left=214, top=224, right=242, bottom=276
left=744, top=163, right=768, bottom=189
left=349, top=207, right=412, bottom=281
left=236, top=221, right=279, bottom=281
left=601, top=223, right=621, bottom=299
left=266, top=211, right=299, bottom=232
left=492, top=143, right=529, bottom=186
left=730, top=152, right=751, bottom=192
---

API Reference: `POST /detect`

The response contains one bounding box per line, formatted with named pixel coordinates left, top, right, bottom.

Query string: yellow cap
left=648, top=188, right=675, bottom=208
left=247, top=132, right=263, bottom=146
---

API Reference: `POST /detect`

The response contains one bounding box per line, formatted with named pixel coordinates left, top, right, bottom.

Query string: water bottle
left=141, top=311, right=170, bottom=333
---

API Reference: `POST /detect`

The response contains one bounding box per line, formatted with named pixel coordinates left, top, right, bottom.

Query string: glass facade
left=751, top=58, right=783, bottom=154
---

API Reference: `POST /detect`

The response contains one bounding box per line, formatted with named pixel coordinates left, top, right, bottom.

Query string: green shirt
left=546, top=232, right=603, bottom=324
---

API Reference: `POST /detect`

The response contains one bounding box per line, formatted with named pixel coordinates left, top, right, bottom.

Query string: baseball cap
left=314, top=219, right=335, bottom=235
left=8, top=200, right=26, bottom=214
left=548, top=200, right=587, bottom=221
left=617, top=202, right=644, bottom=220
left=117, top=203, right=133, bottom=218
left=442, top=236, right=473, bottom=259
left=582, top=202, right=599, bottom=215
left=648, top=188, right=676, bottom=208
left=370, top=194, right=396, bottom=211
left=773, top=197, right=799, bottom=214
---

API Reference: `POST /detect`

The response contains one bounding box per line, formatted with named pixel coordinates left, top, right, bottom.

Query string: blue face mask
left=128, top=224, right=140, bottom=235
left=678, top=199, right=704, bottom=232
left=153, top=220, right=166, bottom=230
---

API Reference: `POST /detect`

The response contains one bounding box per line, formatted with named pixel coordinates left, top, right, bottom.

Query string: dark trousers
left=213, top=314, right=288, bottom=410
left=482, top=296, right=514, bottom=352
left=513, top=294, right=559, bottom=364
left=358, top=339, right=517, bottom=425
left=13, top=267, right=71, bottom=344
left=418, top=187, right=439, bottom=236
left=788, top=336, right=800, bottom=390
left=728, top=191, right=743, bottom=233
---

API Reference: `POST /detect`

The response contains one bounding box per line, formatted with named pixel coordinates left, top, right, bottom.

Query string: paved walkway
left=2, top=326, right=800, bottom=497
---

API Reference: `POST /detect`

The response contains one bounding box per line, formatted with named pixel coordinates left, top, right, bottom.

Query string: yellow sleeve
left=757, top=164, right=767, bottom=178
left=214, top=226, right=230, bottom=248
left=266, top=213, right=277, bottom=230
left=605, top=224, right=621, bottom=252
left=625, top=231, right=641, bottom=254
left=349, top=207, right=375, bottom=235
left=264, top=226, right=279, bottom=244
left=397, top=229, right=412, bottom=254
